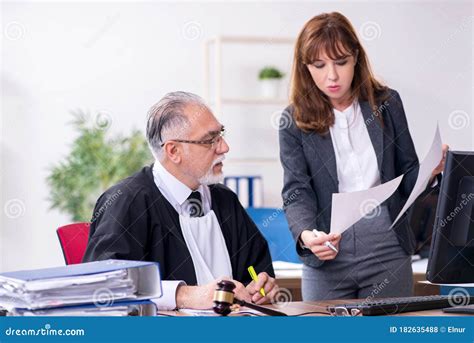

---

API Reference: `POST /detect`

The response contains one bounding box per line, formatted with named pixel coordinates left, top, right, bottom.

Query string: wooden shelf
left=203, top=35, right=294, bottom=107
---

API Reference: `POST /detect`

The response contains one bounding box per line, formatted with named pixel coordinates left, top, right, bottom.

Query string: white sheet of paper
left=178, top=309, right=220, bottom=316
left=330, top=175, right=404, bottom=235
left=389, top=124, right=443, bottom=228
left=178, top=308, right=262, bottom=316
left=272, top=261, right=303, bottom=270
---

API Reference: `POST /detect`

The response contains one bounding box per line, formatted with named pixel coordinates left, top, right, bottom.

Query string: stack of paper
left=0, top=259, right=162, bottom=316
left=0, top=269, right=136, bottom=310
left=9, top=301, right=157, bottom=317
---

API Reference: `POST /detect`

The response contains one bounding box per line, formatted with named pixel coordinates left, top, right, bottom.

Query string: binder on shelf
left=0, top=259, right=161, bottom=310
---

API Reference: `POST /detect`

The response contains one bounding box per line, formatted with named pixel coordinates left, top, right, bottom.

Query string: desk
left=161, top=300, right=464, bottom=317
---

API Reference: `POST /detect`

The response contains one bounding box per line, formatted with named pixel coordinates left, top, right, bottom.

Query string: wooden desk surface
left=160, top=299, right=462, bottom=317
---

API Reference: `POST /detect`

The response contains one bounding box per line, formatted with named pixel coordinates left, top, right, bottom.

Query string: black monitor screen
left=426, top=151, right=474, bottom=283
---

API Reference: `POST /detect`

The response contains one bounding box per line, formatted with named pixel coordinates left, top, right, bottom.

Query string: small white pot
left=260, top=79, right=281, bottom=99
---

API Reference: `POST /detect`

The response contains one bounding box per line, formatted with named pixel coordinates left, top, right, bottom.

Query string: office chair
left=245, top=207, right=300, bottom=263
left=56, top=222, right=90, bottom=265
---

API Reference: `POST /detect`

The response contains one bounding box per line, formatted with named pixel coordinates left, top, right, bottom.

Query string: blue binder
left=1, top=259, right=159, bottom=281
left=0, top=259, right=162, bottom=310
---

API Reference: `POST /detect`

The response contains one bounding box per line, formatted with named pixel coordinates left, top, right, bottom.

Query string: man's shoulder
left=98, top=165, right=156, bottom=204
left=209, top=183, right=239, bottom=203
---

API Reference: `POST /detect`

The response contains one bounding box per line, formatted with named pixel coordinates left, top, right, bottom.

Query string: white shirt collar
left=153, top=160, right=203, bottom=206
left=333, top=99, right=358, bottom=118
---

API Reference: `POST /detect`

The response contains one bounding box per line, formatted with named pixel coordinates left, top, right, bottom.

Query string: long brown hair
left=290, top=12, right=388, bottom=134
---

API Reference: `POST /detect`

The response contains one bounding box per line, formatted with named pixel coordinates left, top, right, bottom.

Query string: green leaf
left=258, top=66, right=284, bottom=80
left=46, top=110, right=153, bottom=221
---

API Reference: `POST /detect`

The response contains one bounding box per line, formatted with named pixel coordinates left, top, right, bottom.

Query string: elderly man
left=83, top=91, right=277, bottom=310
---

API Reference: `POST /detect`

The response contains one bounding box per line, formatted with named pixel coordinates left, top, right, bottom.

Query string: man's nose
left=217, top=137, right=230, bottom=154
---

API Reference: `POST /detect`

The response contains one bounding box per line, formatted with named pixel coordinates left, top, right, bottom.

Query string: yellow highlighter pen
left=248, top=265, right=266, bottom=297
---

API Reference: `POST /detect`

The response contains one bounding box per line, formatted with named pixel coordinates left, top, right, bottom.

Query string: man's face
left=179, top=104, right=229, bottom=186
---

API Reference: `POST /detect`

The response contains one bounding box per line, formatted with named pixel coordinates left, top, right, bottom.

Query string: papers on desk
left=273, top=261, right=303, bottom=279
left=0, top=259, right=162, bottom=313
left=272, top=261, right=303, bottom=270
left=178, top=308, right=262, bottom=316
left=330, top=125, right=443, bottom=235
left=411, top=258, right=429, bottom=274
left=330, top=175, right=403, bottom=235
left=10, top=300, right=157, bottom=317
left=178, top=308, right=220, bottom=316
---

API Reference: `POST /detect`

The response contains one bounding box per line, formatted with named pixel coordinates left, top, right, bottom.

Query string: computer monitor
left=426, top=150, right=474, bottom=283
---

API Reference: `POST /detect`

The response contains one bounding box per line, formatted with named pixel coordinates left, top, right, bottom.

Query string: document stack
left=0, top=259, right=161, bottom=316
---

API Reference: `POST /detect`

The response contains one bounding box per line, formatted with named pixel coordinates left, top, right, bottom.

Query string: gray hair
left=146, top=91, right=208, bottom=160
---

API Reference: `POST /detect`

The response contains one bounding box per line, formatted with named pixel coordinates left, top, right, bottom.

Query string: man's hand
left=300, top=229, right=341, bottom=260
left=246, top=272, right=279, bottom=304
left=176, top=278, right=251, bottom=310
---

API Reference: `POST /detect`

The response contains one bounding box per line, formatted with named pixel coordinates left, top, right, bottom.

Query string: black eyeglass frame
left=160, top=127, right=226, bottom=148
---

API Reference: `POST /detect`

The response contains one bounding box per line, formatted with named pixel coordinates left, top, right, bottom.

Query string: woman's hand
left=431, top=144, right=449, bottom=179
left=300, top=230, right=341, bottom=260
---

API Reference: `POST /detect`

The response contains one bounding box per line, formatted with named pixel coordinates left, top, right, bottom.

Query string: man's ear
left=164, top=142, right=181, bottom=164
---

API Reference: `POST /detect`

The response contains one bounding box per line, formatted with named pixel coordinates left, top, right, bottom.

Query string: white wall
left=1, top=1, right=472, bottom=272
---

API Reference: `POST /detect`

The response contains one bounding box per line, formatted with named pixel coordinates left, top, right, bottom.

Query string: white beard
left=198, top=156, right=225, bottom=185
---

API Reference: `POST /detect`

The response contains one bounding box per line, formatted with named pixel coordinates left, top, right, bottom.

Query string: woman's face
left=306, top=51, right=357, bottom=108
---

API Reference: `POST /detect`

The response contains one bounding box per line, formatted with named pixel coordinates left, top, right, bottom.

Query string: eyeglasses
left=160, top=127, right=226, bottom=149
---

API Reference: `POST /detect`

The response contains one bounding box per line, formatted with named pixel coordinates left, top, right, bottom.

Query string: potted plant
left=258, top=66, right=284, bottom=98
left=47, top=110, right=152, bottom=221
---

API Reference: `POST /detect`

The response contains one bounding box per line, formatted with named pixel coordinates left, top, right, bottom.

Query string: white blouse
left=329, top=100, right=381, bottom=193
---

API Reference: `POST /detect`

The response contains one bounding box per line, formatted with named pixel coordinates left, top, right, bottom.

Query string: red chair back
left=56, top=222, right=90, bottom=265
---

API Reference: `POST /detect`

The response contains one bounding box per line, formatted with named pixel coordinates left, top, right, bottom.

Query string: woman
left=279, top=12, right=446, bottom=300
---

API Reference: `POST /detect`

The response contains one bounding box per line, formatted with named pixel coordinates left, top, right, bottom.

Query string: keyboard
left=443, top=304, right=474, bottom=314
left=327, top=295, right=474, bottom=316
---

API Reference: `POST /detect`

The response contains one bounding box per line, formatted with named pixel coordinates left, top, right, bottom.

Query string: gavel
left=212, top=280, right=287, bottom=316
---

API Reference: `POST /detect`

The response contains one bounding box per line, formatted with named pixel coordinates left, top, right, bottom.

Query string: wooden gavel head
left=212, top=280, right=236, bottom=316
left=212, top=279, right=288, bottom=317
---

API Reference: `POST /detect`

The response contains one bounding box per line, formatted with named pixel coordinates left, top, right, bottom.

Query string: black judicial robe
left=82, top=165, right=274, bottom=286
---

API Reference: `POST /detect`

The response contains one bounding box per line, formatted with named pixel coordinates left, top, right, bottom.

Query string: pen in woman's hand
left=312, top=229, right=339, bottom=253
